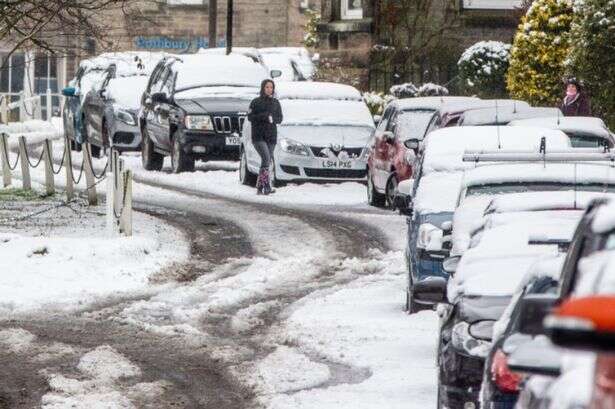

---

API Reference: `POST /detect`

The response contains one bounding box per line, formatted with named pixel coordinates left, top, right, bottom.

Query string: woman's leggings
left=253, top=140, right=276, bottom=170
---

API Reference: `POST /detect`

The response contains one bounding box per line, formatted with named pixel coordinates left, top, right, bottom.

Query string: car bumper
left=275, top=151, right=367, bottom=182
left=180, top=131, right=240, bottom=159
left=440, top=346, right=484, bottom=408
left=110, top=121, right=141, bottom=151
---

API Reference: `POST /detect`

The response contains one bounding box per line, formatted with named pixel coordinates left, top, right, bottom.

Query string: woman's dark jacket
left=248, top=96, right=283, bottom=143
left=561, top=93, right=591, bottom=117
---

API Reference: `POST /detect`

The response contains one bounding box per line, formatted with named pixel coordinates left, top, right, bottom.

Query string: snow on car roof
left=261, top=54, right=297, bottom=82
left=414, top=171, right=464, bottom=213
left=82, top=52, right=166, bottom=76
left=275, top=82, right=362, bottom=101
left=421, top=126, right=571, bottom=174
left=509, top=116, right=612, bottom=139
left=487, top=191, right=615, bottom=214
left=260, top=47, right=310, bottom=57
left=461, top=163, right=615, bottom=189
left=448, top=223, right=570, bottom=300
left=439, top=99, right=528, bottom=116
left=389, top=96, right=479, bottom=112
left=591, top=198, right=615, bottom=234
left=173, top=54, right=269, bottom=90
left=197, top=47, right=263, bottom=63
left=460, top=106, right=562, bottom=126
left=106, top=76, right=150, bottom=110
left=280, top=99, right=374, bottom=128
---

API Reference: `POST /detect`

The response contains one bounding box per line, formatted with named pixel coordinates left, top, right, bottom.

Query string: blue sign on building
left=134, top=36, right=226, bottom=53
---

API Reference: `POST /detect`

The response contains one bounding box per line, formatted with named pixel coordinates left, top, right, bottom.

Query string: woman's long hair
left=260, top=79, right=275, bottom=97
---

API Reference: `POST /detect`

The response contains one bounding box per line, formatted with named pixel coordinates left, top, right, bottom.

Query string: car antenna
left=557, top=107, right=561, bottom=126
left=540, top=136, right=547, bottom=168
left=496, top=99, right=502, bottom=149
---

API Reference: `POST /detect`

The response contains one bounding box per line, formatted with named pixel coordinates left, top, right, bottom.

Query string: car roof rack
left=528, top=236, right=571, bottom=253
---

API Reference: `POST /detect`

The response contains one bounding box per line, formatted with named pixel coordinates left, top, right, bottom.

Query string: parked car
left=240, top=82, right=375, bottom=185
left=400, top=126, right=570, bottom=314
left=260, top=47, right=317, bottom=80
left=509, top=116, right=615, bottom=148
left=62, top=52, right=165, bottom=153
left=422, top=99, right=518, bottom=132
left=367, top=96, right=479, bottom=207
left=139, top=54, right=271, bottom=173
left=457, top=106, right=559, bottom=126
left=261, top=53, right=307, bottom=82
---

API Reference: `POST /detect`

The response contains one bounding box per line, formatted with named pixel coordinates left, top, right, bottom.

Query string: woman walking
left=248, top=79, right=283, bottom=195
left=561, top=78, right=591, bottom=117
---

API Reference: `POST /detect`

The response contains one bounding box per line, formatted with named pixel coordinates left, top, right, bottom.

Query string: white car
left=240, top=82, right=375, bottom=185
left=261, top=53, right=307, bottom=82
left=260, top=47, right=316, bottom=80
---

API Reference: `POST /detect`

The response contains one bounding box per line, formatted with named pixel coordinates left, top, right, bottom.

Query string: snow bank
left=1, top=119, right=63, bottom=149
left=0, top=205, right=189, bottom=313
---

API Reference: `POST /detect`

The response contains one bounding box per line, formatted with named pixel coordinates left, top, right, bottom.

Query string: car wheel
left=90, top=144, right=102, bottom=158
left=405, top=287, right=422, bottom=315
left=367, top=167, right=386, bottom=207
left=171, top=132, right=194, bottom=174
left=385, top=174, right=399, bottom=210
left=240, top=148, right=257, bottom=186
left=141, top=127, right=163, bottom=171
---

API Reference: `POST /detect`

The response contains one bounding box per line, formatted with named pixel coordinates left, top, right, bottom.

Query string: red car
left=366, top=97, right=480, bottom=207
left=547, top=295, right=615, bottom=409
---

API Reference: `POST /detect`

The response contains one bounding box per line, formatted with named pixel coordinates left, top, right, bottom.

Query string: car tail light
left=492, top=349, right=522, bottom=393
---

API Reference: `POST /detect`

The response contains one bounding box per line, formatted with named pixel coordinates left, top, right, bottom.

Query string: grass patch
left=0, top=188, right=43, bottom=202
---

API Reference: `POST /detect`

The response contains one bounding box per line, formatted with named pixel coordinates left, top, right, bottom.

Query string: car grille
left=280, top=165, right=300, bottom=175
left=213, top=115, right=246, bottom=134
left=310, top=146, right=363, bottom=158
left=304, top=168, right=367, bottom=179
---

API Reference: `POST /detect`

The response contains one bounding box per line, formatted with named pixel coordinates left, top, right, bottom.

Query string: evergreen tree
left=458, top=41, right=511, bottom=98
left=507, top=0, right=573, bottom=106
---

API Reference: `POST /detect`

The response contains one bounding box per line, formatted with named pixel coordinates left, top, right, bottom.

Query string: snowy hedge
left=507, top=0, right=573, bottom=106
left=568, top=0, right=615, bottom=127
left=363, top=92, right=396, bottom=116
left=458, top=41, right=511, bottom=98
left=390, top=82, right=449, bottom=98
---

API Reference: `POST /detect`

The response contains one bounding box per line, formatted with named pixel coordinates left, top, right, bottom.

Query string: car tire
left=70, top=140, right=82, bottom=152
left=90, top=144, right=102, bottom=158
left=141, top=127, right=164, bottom=171
left=367, top=167, right=386, bottom=207
left=385, top=173, right=399, bottom=210
left=171, top=131, right=194, bottom=174
left=405, top=287, right=422, bottom=315
left=240, top=148, right=257, bottom=186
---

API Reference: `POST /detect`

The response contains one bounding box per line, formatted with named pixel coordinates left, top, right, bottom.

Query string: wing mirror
left=545, top=296, right=615, bottom=352
left=373, top=115, right=382, bottom=126
left=413, top=277, right=447, bottom=304
left=518, top=294, right=559, bottom=336
left=151, top=92, right=168, bottom=104
left=62, top=87, right=76, bottom=97
left=404, top=138, right=420, bottom=152
left=443, top=255, right=461, bottom=274
left=270, top=70, right=283, bottom=79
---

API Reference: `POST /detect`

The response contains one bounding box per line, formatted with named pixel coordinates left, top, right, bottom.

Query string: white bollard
left=46, top=89, right=53, bottom=122
left=18, top=137, right=31, bottom=190
left=64, top=139, right=74, bottom=200
left=43, top=139, right=55, bottom=195
left=0, top=96, right=8, bottom=124
left=119, top=169, right=132, bottom=237
left=0, top=133, right=11, bottom=187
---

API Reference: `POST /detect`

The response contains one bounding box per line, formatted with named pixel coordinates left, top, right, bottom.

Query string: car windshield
left=395, top=109, right=435, bottom=140
left=567, top=132, right=610, bottom=148
left=466, top=182, right=615, bottom=198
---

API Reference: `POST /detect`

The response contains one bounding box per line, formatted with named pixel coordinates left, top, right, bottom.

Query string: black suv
left=139, top=54, right=272, bottom=173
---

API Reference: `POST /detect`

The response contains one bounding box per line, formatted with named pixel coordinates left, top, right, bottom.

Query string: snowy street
left=0, top=141, right=438, bottom=408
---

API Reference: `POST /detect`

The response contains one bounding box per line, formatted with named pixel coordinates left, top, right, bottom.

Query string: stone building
left=317, top=0, right=524, bottom=91
left=1, top=0, right=319, bottom=120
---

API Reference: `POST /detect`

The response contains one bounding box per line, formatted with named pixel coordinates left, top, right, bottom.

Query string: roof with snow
left=197, top=47, right=263, bottom=63
left=275, top=82, right=362, bottom=101
left=421, top=126, right=571, bottom=174
left=172, top=54, right=269, bottom=90
left=486, top=191, right=615, bottom=214
left=591, top=198, right=615, bottom=234
left=439, top=99, right=529, bottom=116
left=461, top=163, right=615, bottom=189
left=389, top=96, right=479, bottom=112
left=508, top=116, right=613, bottom=140
left=459, top=106, right=562, bottom=126
left=81, top=52, right=167, bottom=77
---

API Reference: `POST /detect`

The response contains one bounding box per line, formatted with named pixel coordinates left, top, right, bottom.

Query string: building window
left=0, top=52, right=25, bottom=110
left=341, top=0, right=363, bottom=19
left=34, top=53, right=60, bottom=118
left=462, top=0, right=522, bottom=9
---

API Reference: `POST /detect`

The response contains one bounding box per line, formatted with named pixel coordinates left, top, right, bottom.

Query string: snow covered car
left=62, top=52, right=165, bottom=153
left=402, top=126, right=570, bottom=314
left=139, top=54, right=270, bottom=173
left=438, top=217, right=578, bottom=409
left=423, top=99, right=524, bottom=131
left=457, top=105, right=559, bottom=126
left=367, top=96, right=479, bottom=208
left=259, top=47, right=317, bottom=80
left=261, top=53, right=307, bottom=82
left=509, top=116, right=615, bottom=148
left=240, top=82, right=375, bottom=185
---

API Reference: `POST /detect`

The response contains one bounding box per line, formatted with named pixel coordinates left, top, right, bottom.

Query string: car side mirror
left=518, top=294, right=559, bottom=336
left=443, top=256, right=460, bottom=274
left=394, top=193, right=413, bottom=216
left=151, top=92, right=168, bottom=104
left=413, top=277, right=447, bottom=304
left=404, top=138, right=420, bottom=152
left=383, top=131, right=395, bottom=144
left=62, top=87, right=76, bottom=97
left=270, top=70, right=282, bottom=79
left=373, top=115, right=382, bottom=126
left=545, top=296, right=615, bottom=352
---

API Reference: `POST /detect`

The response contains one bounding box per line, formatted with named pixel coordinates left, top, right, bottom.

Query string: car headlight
left=279, top=137, right=310, bottom=156
left=416, top=223, right=443, bottom=251
left=451, top=321, right=491, bottom=358
left=115, top=109, right=136, bottom=126
left=185, top=115, right=214, bottom=131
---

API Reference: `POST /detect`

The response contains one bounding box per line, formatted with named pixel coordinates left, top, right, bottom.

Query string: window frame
left=341, top=0, right=363, bottom=20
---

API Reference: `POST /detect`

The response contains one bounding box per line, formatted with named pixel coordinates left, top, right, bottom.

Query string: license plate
left=322, top=160, right=353, bottom=169
left=225, top=136, right=240, bottom=146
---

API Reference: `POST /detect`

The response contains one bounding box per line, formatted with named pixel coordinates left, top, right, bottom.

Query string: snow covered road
left=1, top=144, right=439, bottom=408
